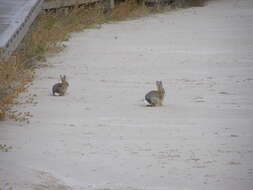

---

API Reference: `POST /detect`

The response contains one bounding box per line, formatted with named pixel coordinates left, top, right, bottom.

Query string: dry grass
left=109, top=0, right=151, bottom=20
left=0, top=57, right=34, bottom=121
left=0, top=0, right=208, bottom=121
left=22, top=4, right=106, bottom=59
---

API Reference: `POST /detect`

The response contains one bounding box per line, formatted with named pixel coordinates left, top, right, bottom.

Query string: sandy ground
left=1, top=0, right=253, bottom=189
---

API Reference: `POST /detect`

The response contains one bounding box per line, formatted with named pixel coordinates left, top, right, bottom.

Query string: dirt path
left=1, top=0, right=253, bottom=189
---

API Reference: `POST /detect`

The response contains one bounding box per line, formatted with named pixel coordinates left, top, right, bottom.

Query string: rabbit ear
left=156, top=81, right=161, bottom=88
left=159, top=81, right=163, bottom=88
left=156, top=81, right=163, bottom=90
left=60, top=75, right=66, bottom=82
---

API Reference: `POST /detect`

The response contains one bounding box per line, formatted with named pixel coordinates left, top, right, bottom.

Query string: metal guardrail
left=0, top=0, right=44, bottom=60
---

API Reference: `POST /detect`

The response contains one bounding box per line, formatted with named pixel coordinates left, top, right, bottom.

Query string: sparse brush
left=109, top=0, right=151, bottom=21
left=0, top=57, right=34, bottom=121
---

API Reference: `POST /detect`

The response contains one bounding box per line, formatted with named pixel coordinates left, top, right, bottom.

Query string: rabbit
left=145, top=81, right=165, bottom=106
left=52, top=75, right=69, bottom=96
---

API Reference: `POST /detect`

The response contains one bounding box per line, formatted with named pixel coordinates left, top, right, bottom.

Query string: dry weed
left=0, top=55, right=34, bottom=121
left=109, top=0, right=151, bottom=21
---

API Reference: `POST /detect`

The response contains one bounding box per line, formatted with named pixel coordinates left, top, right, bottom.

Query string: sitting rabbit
left=52, top=75, right=69, bottom=96
left=145, top=81, right=165, bottom=106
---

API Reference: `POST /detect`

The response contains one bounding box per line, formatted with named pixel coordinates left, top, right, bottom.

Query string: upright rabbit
left=52, top=75, right=69, bottom=96
left=145, top=81, right=165, bottom=106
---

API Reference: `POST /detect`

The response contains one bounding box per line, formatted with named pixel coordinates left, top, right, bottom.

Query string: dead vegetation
left=0, top=56, right=34, bottom=121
